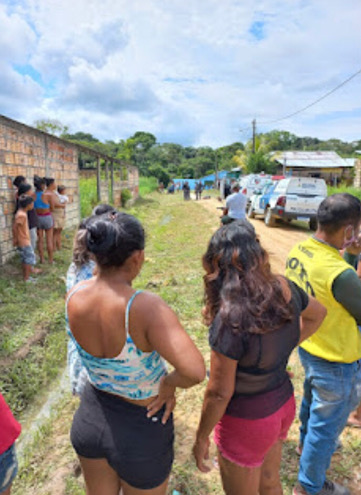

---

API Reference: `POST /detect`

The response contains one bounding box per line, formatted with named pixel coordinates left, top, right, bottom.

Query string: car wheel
left=265, top=207, right=276, bottom=227
left=309, top=218, right=317, bottom=231
left=248, top=204, right=255, bottom=218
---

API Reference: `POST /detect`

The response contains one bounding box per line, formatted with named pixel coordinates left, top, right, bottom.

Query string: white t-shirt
left=56, top=192, right=69, bottom=204
left=226, top=192, right=247, bottom=219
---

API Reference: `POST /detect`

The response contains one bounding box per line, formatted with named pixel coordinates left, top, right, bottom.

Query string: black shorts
left=71, top=383, right=174, bottom=490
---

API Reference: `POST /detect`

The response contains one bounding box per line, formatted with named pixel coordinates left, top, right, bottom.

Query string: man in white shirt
left=221, top=183, right=247, bottom=225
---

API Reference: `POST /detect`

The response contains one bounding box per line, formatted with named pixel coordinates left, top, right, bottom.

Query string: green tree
left=148, top=165, right=170, bottom=186
left=34, top=119, right=68, bottom=137
left=232, top=136, right=275, bottom=174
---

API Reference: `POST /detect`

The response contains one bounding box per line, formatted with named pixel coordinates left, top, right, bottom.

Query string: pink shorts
left=214, top=395, right=296, bottom=468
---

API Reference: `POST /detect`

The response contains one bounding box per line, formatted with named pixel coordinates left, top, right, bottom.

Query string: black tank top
left=209, top=279, right=309, bottom=418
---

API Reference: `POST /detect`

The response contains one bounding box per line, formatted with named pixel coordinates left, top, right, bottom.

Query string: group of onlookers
left=64, top=193, right=361, bottom=495
left=12, top=175, right=68, bottom=281
left=1, top=191, right=361, bottom=495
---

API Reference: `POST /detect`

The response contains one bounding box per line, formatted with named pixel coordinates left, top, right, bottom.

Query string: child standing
left=13, top=195, right=37, bottom=282
left=53, top=185, right=68, bottom=251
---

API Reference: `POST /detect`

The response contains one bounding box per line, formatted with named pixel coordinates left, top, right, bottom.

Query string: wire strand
left=258, top=67, right=361, bottom=125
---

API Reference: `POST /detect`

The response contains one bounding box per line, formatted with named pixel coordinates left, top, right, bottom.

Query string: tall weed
left=139, top=176, right=158, bottom=196
left=79, top=177, right=98, bottom=217
left=328, top=185, right=361, bottom=200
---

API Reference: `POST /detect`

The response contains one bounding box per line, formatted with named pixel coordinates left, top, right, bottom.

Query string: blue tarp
left=173, top=171, right=228, bottom=190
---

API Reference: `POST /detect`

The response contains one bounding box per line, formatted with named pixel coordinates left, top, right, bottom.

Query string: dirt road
left=199, top=197, right=310, bottom=272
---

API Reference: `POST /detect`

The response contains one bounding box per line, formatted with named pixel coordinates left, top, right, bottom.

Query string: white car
left=239, top=174, right=272, bottom=202
left=248, top=181, right=277, bottom=218
left=264, top=177, right=327, bottom=229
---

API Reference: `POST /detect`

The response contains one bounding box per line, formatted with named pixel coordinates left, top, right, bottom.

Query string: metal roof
left=272, top=151, right=353, bottom=169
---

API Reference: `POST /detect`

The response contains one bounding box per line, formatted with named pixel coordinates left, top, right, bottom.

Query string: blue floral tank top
left=66, top=287, right=167, bottom=400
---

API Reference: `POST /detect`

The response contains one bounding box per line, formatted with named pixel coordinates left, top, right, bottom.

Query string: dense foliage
left=36, top=120, right=361, bottom=180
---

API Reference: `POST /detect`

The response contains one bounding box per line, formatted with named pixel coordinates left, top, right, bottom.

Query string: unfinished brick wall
left=79, top=167, right=140, bottom=208
left=0, top=116, right=80, bottom=265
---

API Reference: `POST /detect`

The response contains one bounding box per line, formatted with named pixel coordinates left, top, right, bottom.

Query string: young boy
left=13, top=195, right=37, bottom=282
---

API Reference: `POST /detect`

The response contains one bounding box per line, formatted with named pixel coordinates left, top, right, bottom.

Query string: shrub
left=121, top=188, right=132, bottom=207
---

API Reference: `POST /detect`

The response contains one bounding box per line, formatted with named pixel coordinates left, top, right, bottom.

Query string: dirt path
left=198, top=196, right=309, bottom=272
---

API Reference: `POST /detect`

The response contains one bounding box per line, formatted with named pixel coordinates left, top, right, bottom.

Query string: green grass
left=327, top=185, right=361, bottom=200
left=5, top=192, right=361, bottom=494
left=139, top=176, right=158, bottom=196
left=0, top=231, right=74, bottom=417
left=79, top=177, right=98, bottom=217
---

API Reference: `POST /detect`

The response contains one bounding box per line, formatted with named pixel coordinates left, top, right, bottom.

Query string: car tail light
left=276, top=196, right=286, bottom=207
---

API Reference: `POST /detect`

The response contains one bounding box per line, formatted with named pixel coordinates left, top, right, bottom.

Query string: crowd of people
left=1, top=186, right=361, bottom=494
left=12, top=175, right=69, bottom=281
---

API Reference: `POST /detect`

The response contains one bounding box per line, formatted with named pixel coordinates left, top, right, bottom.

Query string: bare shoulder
left=133, top=291, right=172, bottom=313
left=66, top=280, right=96, bottom=311
left=276, top=274, right=292, bottom=303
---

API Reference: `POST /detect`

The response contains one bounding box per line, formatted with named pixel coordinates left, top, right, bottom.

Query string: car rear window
left=287, top=179, right=327, bottom=196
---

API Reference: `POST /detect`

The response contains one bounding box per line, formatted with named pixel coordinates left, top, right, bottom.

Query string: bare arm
left=12, top=221, right=18, bottom=246
left=52, top=194, right=65, bottom=209
left=193, top=350, right=237, bottom=472
left=143, top=294, right=206, bottom=422
left=299, top=295, right=327, bottom=344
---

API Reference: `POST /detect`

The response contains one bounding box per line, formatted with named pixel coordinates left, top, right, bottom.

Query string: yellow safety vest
left=286, top=237, right=361, bottom=363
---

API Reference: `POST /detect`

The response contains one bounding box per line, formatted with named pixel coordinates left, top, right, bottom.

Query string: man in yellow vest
left=286, top=193, right=361, bottom=495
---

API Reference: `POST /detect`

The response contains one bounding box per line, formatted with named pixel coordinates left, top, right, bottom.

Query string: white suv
left=264, top=177, right=327, bottom=229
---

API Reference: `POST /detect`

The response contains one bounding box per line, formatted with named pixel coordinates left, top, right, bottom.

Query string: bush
left=148, top=165, right=170, bottom=187
left=121, top=188, right=132, bottom=207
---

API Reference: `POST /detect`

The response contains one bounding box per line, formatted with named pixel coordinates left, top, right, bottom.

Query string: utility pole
left=252, top=119, right=256, bottom=154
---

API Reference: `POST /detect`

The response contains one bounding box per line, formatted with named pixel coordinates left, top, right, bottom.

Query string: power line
left=239, top=66, right=361, bottom=133
left=258, top=66, right=361, bottom=125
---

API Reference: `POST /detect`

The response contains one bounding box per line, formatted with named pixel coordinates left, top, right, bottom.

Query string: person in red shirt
left=0, top=393, right=21, bottom=494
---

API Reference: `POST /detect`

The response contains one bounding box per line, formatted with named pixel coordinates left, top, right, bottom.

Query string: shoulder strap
left=65, top=281, right=91, bottom=308
left=125, top=290, right=143, bottom=334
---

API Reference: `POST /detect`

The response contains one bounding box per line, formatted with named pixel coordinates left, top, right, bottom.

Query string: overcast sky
left=1, top=0, right=360, bottom=147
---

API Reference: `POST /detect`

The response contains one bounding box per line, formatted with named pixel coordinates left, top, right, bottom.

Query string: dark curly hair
left=203, top=220, right=293, bottom=335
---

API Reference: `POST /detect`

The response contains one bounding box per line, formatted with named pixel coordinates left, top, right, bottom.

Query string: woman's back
left=68, top=211, right=205, bottom=495
left=34, top=190, right=50, bottom=210
left=67, top=280, right=167, bottom=401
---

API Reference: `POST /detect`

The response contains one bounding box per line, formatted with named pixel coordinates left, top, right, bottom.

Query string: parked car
left=248, top=181, right=278, bottom=219
left=239, top=174, right=272, bottom=202
left=263, top=177, right=327, bottom=229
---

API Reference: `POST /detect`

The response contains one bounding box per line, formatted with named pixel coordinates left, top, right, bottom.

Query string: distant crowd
left=1, top=184, right=361, bottom=495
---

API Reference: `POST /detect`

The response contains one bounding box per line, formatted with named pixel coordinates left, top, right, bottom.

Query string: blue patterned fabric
left=66, top=288, right=167, bottom=400
left=66, top=261, right=96, bottom=396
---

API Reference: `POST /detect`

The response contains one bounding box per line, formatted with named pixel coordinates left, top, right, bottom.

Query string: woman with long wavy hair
left=193, top=220, right=326, bottom=495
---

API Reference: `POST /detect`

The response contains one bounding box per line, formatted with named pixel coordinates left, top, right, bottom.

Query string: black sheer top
left=209, top=279, right=309, bottom=418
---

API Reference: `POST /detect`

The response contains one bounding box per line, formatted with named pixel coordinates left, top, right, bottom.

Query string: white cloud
left=0, top=0, right=360, bottom=146
left=0, top=3, right=36, bottom=63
